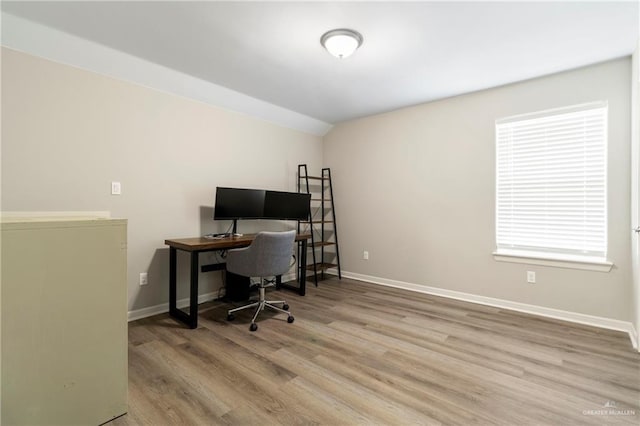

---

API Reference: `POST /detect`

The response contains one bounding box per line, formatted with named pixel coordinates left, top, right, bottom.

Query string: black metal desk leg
left=169, top=247, right=177, bottom=316
left=299, top=240, right=307, bottom=296
left=169, top=248, right=197, bottom=328
left=189, top=251, right=199, bottom=329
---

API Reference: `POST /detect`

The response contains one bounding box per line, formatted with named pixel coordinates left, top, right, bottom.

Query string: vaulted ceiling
left=2, top=1, right=638, bottom=126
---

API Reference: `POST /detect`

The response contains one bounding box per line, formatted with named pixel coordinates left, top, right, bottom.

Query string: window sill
left=492, top=249, right=613, bottom=272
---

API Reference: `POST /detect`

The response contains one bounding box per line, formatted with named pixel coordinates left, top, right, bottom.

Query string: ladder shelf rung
left=306, top=262, right=338, bottom=271
left=309, top=241, right=336, bottom=248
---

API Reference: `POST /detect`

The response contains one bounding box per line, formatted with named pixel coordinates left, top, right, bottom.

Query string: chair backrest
left=226, top=230, right=296, bottom=278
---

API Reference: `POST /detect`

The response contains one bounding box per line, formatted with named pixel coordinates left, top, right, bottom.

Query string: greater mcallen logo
left=583, top=401, right=636, bottom=417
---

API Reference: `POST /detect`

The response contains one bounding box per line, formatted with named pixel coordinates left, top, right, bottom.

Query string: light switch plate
left=111, top=182, right=121, bottom=195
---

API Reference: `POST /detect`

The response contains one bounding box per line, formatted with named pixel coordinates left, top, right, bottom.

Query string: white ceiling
left=1, top=1, right=638, bottom=125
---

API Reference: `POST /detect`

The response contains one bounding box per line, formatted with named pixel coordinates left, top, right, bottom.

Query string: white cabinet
left=1, top=216, right=128, bottom=425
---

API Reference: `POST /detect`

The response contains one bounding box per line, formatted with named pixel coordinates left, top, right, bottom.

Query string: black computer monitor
left=214, top=187, right=311, bottom=224
left=264, top=190, right=311, bottom=221
left=214, top=187, right=265, bottom=220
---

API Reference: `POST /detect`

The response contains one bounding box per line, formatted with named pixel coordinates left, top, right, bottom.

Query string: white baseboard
left=341, top=271, right=639, bottom=349
left=630, top=324, right=639, bottom=351
left=128, top=291, right=218, bottom=322
left=128, top=268, right=639, bottom=351
left=127, top=272, right=297, bottom=322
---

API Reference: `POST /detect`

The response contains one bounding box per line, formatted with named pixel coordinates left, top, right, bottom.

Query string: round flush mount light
left=320, top=29, right=363, bottom=59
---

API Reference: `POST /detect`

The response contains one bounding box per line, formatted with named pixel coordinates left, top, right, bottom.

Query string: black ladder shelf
left=298, top=164, right=342, bottom=285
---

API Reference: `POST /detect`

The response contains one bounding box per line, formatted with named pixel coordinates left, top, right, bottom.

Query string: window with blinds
left=495, top=102, right=608, bottom=260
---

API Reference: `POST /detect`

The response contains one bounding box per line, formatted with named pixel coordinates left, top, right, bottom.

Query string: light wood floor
left=114, top=277, right=640, bottom=425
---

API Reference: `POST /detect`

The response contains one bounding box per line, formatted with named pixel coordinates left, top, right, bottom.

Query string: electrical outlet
left=111, top=181, right=121, bottom=195
left=363, top=251, right=369, bottom=260
left=527, top=271, right=536, bottom=283
left=139, top=272, right=148, bottom=286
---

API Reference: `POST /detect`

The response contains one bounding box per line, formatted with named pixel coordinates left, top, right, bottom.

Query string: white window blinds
left=495, top=102, right=607, bottom=259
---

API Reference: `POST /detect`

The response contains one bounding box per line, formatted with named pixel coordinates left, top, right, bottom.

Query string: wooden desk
left=165, top=233, right=311, bottom=329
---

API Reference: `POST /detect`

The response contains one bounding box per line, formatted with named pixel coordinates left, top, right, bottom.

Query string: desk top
left=165, top=232, right=311, bottom=252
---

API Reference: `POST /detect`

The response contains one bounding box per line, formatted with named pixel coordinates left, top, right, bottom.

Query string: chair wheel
left=287, top=316, right=295, bottom=324
left=249, top=323, right=258, bottom=332
left=282, top=304, right=289, bottom=311
left=227, top=314, right=235, bottom=321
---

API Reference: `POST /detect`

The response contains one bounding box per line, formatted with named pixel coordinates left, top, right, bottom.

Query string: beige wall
left=325, top=58, right=632, bottom=322
left=632, top=41, right=640, bottom=342
left=1, top=48, right=323, bottom=312
left=2, top=47, right=634, bottom=323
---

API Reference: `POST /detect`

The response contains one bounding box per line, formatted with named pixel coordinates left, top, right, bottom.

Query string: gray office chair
left=226, top=230, right=296, bottom=331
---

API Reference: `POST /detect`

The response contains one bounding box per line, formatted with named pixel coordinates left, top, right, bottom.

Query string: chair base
left=227, top=282, right=294, bottom=331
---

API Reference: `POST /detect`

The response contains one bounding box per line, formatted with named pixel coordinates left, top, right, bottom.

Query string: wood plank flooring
left=113, top=277, right=640, bottom=425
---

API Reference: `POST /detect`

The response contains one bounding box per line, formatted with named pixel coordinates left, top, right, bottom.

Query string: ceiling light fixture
left=320, top=29, right=363, bottom=59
